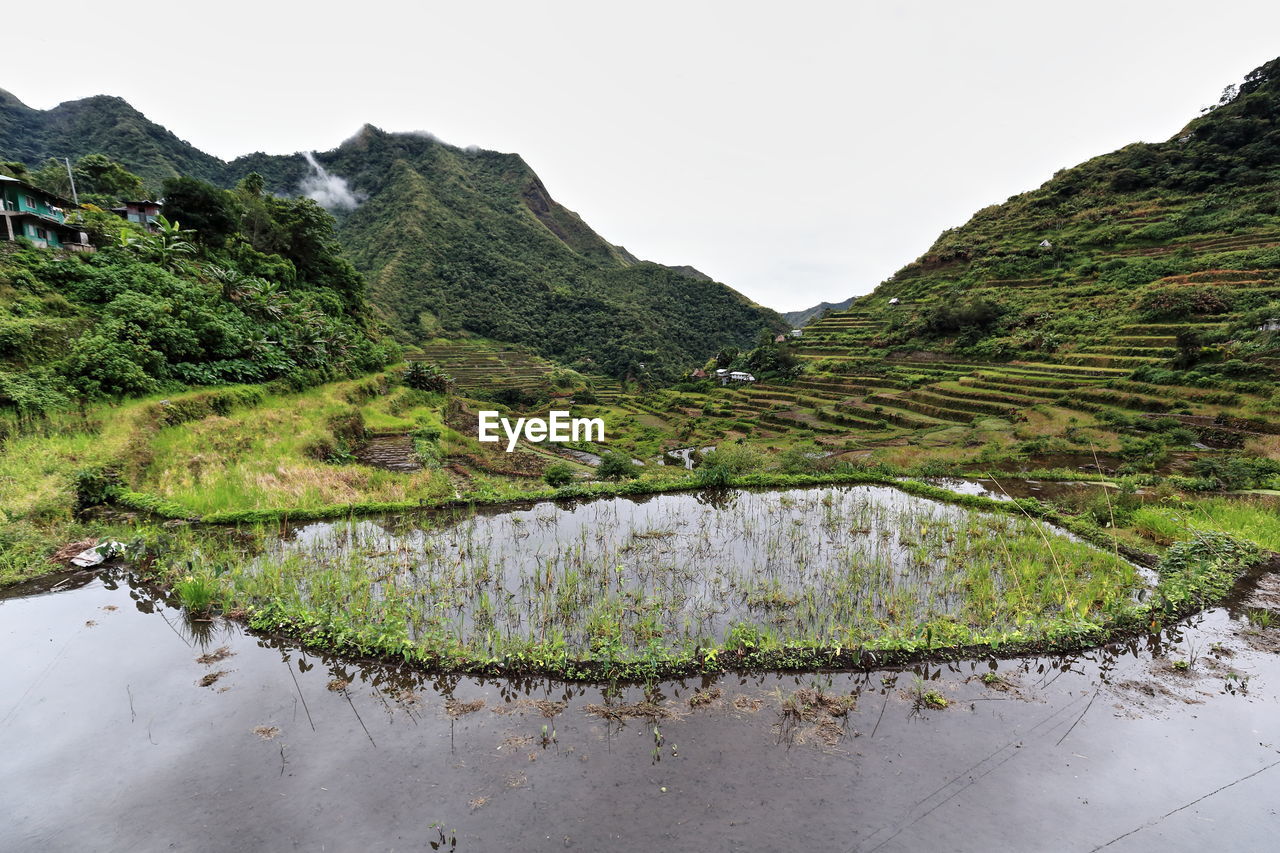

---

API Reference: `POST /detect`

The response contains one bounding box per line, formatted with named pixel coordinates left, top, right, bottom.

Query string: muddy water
left=925, top=476, right=1122, bottom=502
left=3, top=568, right=1278, bottom=851
left=663, top=446, right=716, bottom=468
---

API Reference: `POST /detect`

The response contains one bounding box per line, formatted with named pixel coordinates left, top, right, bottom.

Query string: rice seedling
left=1246, top=609, right=1274, bottom=629
left=196, top=484, right=1141, bottom=670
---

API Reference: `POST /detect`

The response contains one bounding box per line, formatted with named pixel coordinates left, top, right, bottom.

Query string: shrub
left=74, top=467, right=121, bottom=511
left=543, top=461, right=575, bottom=487
left=1192, top=455, right=1280, bottom=490
left=1135, top=285, right=1234, bottom=321
left=326, top=409, right=366, bottom=446
left=1118, top=434, right=1170, bottom=470
left=925, top=297, right=1004, bottom=335
left=596, top=451, right=638, bottom=481
left=402, top=361, right=454, bottom=393
left=700, top=444, right=764, bottom=475
left=695, top=463, right=733, bottom=487
left=724, top=621, right=766, bottom=653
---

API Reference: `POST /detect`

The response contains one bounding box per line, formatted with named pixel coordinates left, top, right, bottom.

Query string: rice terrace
left=4, top=14, right=1280, bottom=852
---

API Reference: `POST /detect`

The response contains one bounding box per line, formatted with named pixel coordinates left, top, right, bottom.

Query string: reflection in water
left=249, top=484, right=1139, bottom=656
left=2, top=566, right=1278, bottom=851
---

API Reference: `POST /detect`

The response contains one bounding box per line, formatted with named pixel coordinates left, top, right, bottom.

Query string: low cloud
left=299, top=151, right=361, bottom=212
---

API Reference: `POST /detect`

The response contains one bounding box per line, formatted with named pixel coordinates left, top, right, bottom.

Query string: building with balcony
left=111, top=199, right=163, bottom=232
left=0, top=175, right=92, bottom=251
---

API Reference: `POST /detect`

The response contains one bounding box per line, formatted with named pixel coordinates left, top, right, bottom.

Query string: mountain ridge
left=1, top=91, right=782, bottom=376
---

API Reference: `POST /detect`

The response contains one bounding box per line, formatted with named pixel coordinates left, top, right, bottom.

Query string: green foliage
left=159, top=177, right=237, bottom=245
left=282, top=129, right=784, bottom=379
left=0, top=367, right=70, bottom=421
left=1117, top=434, right=1170, bottom=470
left=700, top=443, right=764, bottom=474
left=1151, top=531, right=1261, bottom=616
left=74, top=467, right=121, bottom=510
left=122, top=215, right=196, bottom=270
left=596, top=451, right=639, bottom=480
left=743, top=331, right=801, bottom=378
left=543, top=461, right=575, bottom=488
left=27, top=153, right=148, bottom=206
left=174, top=573, right=218, bottom=615
left=402, top=361, right=454, bottom=393
left=0, top=177, right=391, bottom=411
left=1135, top=285, right=1234, bottom=321
left=724, top=621, right=766, bottom=653
left=1191, top=454, right=1280, bottom=490
left=924, top=298, right=1005, bottom=337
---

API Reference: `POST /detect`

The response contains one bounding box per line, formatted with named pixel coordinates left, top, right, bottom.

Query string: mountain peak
left=0, top=88, right=31, bottom=110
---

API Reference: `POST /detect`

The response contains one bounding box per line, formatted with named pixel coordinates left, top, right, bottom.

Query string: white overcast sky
left=8, top=1, right=1280, bottom=311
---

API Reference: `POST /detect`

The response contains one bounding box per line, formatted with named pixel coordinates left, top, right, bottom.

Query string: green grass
left=136, top=380, right=455, bottom=515
left=146, top=485, right=1143, bottom=672
left=1132, top=497, right=1280, bottom=552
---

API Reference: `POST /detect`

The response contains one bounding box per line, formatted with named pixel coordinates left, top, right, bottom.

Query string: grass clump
left=174, top=573, right=218, bottom=616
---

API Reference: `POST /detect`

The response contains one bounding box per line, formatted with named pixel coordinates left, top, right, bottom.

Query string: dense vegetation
left=0, top=158, right=395, bottom=429
left=306, top=128, right=783, bottom=379
left=841, top=56, right=1280, bottom=373
left=2, top=94, right=784, bottom=378
left=0, top=90, right=226, bottom=185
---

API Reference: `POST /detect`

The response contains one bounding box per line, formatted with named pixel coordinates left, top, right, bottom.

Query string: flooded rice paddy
left=2, top=565, right=1278, bottom=851
left=238, top=485, right=1140, bottom=658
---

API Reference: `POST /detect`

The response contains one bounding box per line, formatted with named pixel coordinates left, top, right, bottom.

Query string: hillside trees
left=1, top=169, right=394, bottom=421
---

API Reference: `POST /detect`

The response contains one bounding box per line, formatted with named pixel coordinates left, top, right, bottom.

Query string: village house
left=727, top=370, right=756, bottom=383
left=774, top=334, right=787, bottom=343
left=789, top=328, right=803, bottom=337
left=0, top=175, right=93, bottom=251
left=1262, top=318, right=1280, bottom=332
left=111, top=199, right=163, bottom=232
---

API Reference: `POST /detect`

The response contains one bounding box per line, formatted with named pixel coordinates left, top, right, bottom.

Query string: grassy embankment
left=3, top=369, right=1276, bottom=682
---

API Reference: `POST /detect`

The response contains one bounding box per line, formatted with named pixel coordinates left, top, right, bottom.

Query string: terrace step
left=939, top=382, right=1040, bottom=408
left=1057, top=387, right=1175, bottom=412
left=1117, top=323, right=1229, bottom=335
left=1008, top=361, right=1130, bottom=378
left=354, top=434, right=422, bottom=472
left=864, top=393, right=976, bottom=424
left=837, top=401, right=946, bottom=430
left=904, top=389, right=1020, bottom=418
left=960, top=378, right=1063, bottom=401
left=1076, top=345, right=1177, bottom=358
left=1114, top=335, right=1179, bottom=347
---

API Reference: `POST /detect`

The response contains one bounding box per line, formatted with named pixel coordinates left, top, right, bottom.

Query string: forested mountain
left=782, top=296, right=856, bottom=328
left=0, top=92, right=783, bottom=377
left=0, top=90, right=225, bottom=185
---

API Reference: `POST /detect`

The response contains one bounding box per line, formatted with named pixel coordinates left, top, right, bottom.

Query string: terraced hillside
left=767, top=58, right=1280, bottom=467
left=408, top=342, right=559, bottom=395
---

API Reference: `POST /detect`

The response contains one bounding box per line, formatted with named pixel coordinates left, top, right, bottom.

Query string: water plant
left=1246, top=608, right=1274, bottom=629
left=175, top=573, right=218, bottom=616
